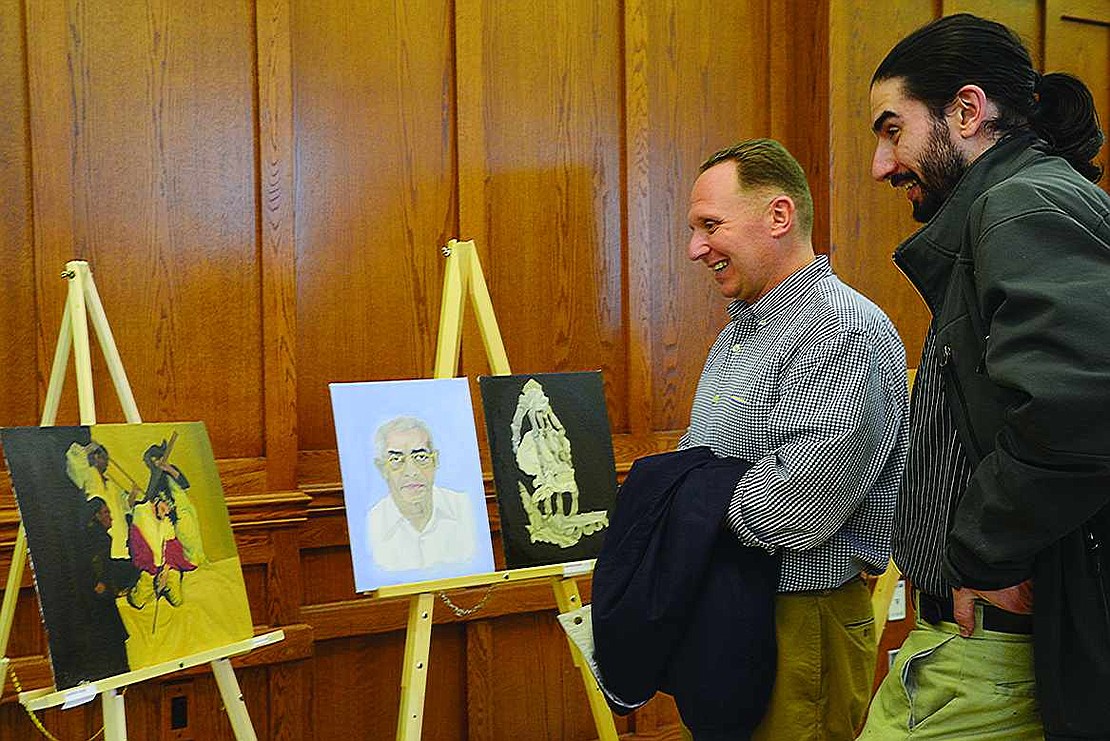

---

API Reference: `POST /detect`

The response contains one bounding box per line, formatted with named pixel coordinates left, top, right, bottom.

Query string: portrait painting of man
left=331, top=378, right=495, bottom=591
left=0, top=422, right=253, bottom=690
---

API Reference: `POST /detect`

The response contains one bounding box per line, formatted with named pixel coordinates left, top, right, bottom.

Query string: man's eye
left=705, top=221, right=719, bottom=233
left=411, top=452, right=429, bottom=464
left=886, top=125, right=900, bottom=142
left=387, top=453, right=404, bottom=465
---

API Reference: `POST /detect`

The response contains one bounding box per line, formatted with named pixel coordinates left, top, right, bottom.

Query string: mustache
left=889, top=172, right=920, bottom=188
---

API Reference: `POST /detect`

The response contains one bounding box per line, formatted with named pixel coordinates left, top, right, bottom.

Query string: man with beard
left=860, top=14, right=1110, bottom=741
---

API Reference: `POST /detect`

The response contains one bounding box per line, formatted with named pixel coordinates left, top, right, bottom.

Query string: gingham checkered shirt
left=680, top=256, right=908, bottom=591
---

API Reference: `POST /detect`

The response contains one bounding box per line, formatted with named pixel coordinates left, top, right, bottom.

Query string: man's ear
left=768, top=195, right=795, bottom=238
left=952, top=84, right=991, bottom=138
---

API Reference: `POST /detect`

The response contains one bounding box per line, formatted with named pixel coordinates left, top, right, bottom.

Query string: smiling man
left=859, top=14, right=1110, bottom=741
left=680, top=139, right=908, bottom=740
left=366, top=416, right=477, bottom=572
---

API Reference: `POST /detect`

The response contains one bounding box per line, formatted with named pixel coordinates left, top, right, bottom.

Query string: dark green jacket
left=894, top=132, right=1110, bottom=739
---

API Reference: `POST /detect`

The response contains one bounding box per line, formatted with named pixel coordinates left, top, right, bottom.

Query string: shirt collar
left=378, top=486, right=461, bottom=536
left=725, top=254, right=830, bottom=323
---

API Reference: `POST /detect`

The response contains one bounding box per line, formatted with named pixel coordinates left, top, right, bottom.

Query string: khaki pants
left=683, top=577, right=876, bottom=740
left=858, top=606, right=1042, bottom=740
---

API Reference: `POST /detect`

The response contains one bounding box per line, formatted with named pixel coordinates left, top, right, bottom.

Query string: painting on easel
left=330, top=378, right=496, bottom=592
left=478, top=371, right=617, bottom=569
left=0, top=422, right=252, bottom=690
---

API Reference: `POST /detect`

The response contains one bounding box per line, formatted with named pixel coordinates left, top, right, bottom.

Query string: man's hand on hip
left=951, top=580, right=1034, bottom=637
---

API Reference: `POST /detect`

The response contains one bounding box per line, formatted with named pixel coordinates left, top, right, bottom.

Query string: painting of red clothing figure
left=0, top=423, right=252, bottom=690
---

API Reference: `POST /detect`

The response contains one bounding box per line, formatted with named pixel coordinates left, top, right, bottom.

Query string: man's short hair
left=374, top=416, right=435, bottom=460
left=699, top=138, right=815, bottom=237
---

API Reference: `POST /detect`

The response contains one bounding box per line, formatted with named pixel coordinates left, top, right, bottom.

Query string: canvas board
left=478, top=371, right=617, bottom=569
left=0, top=422, right=253, bottom=690
left=330, top=378, right=495, bottom=592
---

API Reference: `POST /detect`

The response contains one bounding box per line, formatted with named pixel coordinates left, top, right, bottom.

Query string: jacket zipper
left=1086, top=525, right=1110, bottom=627
left=939, top=344, right=986, bottom=460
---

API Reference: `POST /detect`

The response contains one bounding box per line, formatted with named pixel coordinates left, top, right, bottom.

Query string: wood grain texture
left=642, top=0, right=773, bottom=431
left=0, top=0, right=38, bottom=432
left=625, top=0, right=654, bottom=436
left=25, top=0, right=263, bottom=455
left=463, top=0, right=628, bottom=435
left=1045, top=0, right=1110, bottom=195
left=770, top=0, right=832, bottom=253
left=944, top=0, right=1044, bottom=67
left=466, top=620, right=496, bottom=740
left=292, top=0, right=457, bottom=451
left=828, top=0, right=935, bottom=362
left=257, top=0, right=299, bottom=491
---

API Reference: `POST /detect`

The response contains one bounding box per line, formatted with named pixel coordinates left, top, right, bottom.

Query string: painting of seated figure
left=478, top=371, right=617, bottom=569
left=330, top=377, right=495, bottom=592
left=0, top=422, right=253, bottom=690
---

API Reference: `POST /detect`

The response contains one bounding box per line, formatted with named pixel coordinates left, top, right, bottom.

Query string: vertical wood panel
left=25, top=0, right=263, bottom=457
left=829, top=0, right=934, bottom=363
left=293, top=0, right=456, bottom=451
left=312, top=631, right=467, bottom=740
left=944, top=0, right=1044, bottom=67
left=0, top=0, right=38, bottom=439
left=644, top=0, right=772, bottom=431
left=1045, top=0, right=1110, bottom=194
left=480, top=613, right=600, bottom=739
left=465, top=0, right=627, bottom=432
left=625, top=0, right=654, bottom=437
left=770, top=0, right=832, bottom=253
left=466, top=620, right=495, bottom=740
left=257, top=0, right=299, bottom=490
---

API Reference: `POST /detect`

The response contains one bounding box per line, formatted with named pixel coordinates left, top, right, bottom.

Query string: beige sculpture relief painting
left=480, top=372, right=617, bottom=568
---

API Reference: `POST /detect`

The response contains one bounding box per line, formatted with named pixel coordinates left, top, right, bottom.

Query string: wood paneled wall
left=0, top=0, right=1102, bottom=738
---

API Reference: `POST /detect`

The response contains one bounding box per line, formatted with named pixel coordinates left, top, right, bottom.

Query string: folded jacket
left=592, top=446, right=780, bottom=736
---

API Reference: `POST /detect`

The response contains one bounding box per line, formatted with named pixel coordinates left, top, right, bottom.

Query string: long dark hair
left=873, top=13, right=1104, bottom=182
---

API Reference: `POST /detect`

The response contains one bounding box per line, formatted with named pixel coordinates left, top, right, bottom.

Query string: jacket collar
left=893, top=132, right=1042, bottom=313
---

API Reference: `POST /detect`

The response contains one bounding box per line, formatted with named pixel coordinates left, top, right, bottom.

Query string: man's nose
left=872, top=142, right=896, bottom=182
left=687, top=233, right=710, bottom=262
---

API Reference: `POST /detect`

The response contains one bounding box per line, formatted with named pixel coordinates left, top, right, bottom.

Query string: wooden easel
left=380, top=239, right=617, bottom=740
left=0, top=260, right=283, bottom=740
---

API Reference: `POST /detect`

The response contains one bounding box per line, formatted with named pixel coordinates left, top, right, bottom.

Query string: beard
left=905, top=118, right=969, bottom=223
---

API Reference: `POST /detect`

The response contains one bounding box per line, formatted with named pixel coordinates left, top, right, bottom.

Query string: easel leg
left=82, top=267, right=142, bottom=423
left=396, top=593, right=435, bottom=741
left=0, top=528, right=28, bottom=661
left=101, top=688, right=127, bottom=740
left=551, top=578, right=618, bottom=741
left=212, top=657, right=258, bottom=741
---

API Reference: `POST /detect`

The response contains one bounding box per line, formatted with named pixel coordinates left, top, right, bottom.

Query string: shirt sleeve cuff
left=724, top=490, right=778, bottom=554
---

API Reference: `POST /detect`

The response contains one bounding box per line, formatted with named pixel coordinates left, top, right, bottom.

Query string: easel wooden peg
left=0, top=260, right=280, bottom=741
